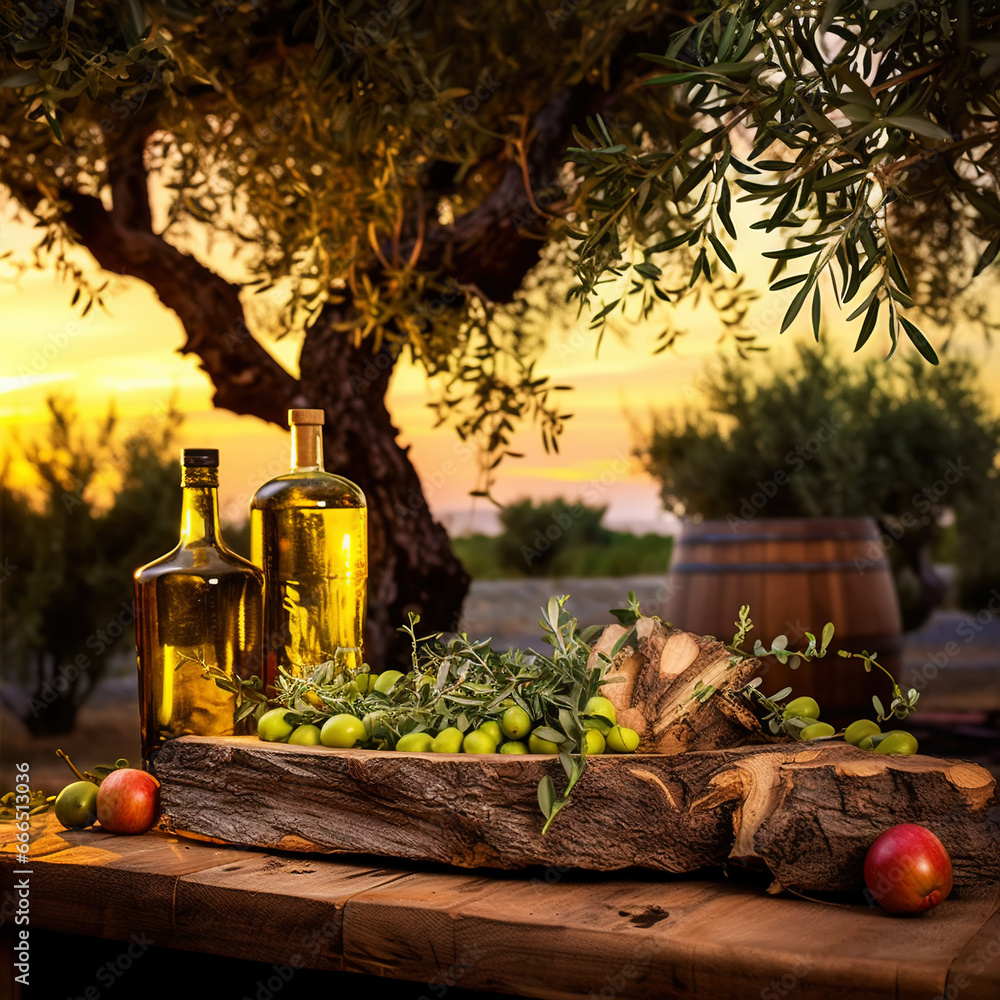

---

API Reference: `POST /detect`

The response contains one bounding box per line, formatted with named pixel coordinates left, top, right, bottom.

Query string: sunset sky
left=3, top=198, right=999, bottom=538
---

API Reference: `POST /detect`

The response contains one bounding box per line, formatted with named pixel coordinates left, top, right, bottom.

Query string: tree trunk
left=57, top=175, right=467, bottom=670
left=51, top=81, right=593, bottom=669
left=297, top=317, right=470, bottom=668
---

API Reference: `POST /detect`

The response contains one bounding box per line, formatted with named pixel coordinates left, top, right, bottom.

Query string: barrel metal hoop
left=679, top=531, right=879, bottom=544
left=670, top=560, right=888, bottom=573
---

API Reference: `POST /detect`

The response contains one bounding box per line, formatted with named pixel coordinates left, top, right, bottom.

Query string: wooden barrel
left=661, top=517, right=903, bottom=722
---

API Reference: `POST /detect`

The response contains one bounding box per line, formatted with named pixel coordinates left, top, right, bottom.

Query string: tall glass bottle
left=250, top=409, right=368, bottom=694
left=134, top=449, right=263, bottom=773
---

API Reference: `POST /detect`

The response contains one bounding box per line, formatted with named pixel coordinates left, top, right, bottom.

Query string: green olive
left=257, top=708, right=296, bottom=743
left=782, top=696, right=821, bottom=720
left=54, top=781, right=99, bottom=830
left=583, top=695, right=617, bottom=726
left=500, top=706, right=532, bottom=740
left=430, top=727, right=464, bottom=753
left=395, top=732, right=434, bottom=753
left=873, top=731, right=919, bottom=755
left=582, top=729, right=606, bottom=755
left=799, top=721, right=836, bottom=741
left=373, top=669, right=405, bottom=695
left=844, top=719, right=882, bottom=747
left=462, top=729, right=498, bottom=754
left=287, top=724, right=322, bottom=746
left=479, top=720, right=502, bottom=745
left=528, top=731, right=561, bottom=754
left=498, top=741, right=528, bottom=754
left=320, top=713, right=367, bottom=748
left=605, top=725, right=641, bottom=753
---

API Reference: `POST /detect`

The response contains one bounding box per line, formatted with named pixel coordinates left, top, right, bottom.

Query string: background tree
left=637, top=345, right=1000, bottom=629
left=3, top=1, right=998, bottom=665
left=1, top=396, right=182, bottom=735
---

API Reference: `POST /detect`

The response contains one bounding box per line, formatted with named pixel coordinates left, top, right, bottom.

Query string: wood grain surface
left=2, top=814, right=999, bottom=1000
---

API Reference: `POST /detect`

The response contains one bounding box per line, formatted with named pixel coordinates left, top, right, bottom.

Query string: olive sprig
left=728, top=605, right=919, bottom=738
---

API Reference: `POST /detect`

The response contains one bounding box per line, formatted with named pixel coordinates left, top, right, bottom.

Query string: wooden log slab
left=693, top=744, right=1000, bottom=891
left=591, top=617, right=771, bottom=753
left=157, top=736, right=741, bottom=872
left=156, top=736, right=1000, bottom=893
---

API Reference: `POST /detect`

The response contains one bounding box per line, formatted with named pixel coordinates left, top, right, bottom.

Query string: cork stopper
left=289, top=411, right=324, bottom=470
left=289, top=409, right=325, bottom=426
left=182, top=448, right=219, bottom=467
left=180, top=449, right=219, bottom=487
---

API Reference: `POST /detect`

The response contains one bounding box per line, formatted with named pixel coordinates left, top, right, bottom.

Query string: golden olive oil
left=134, top=451, right=263, bottom=772
left=250, top=410, right=368, bottom=693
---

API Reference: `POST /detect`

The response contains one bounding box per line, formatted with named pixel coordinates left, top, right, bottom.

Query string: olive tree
left=2, top=1, right=997, bottom=665
left=1, top=396, right=182, bottom=735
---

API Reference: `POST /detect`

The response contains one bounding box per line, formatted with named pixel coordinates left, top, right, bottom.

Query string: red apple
left=864, top=823, right=953, bottom=914
left=96, top=768, right=161, bottom=835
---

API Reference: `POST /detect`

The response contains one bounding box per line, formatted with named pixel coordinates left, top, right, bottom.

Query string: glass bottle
left=250, top=409, right=368, bottom=694
left=133, top=449, right=263, bottom=773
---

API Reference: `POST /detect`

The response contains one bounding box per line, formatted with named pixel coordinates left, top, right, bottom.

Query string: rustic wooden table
left=3, top=814, right=999, bottom=1000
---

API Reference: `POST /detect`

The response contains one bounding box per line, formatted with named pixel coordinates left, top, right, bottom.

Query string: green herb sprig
left=728, top=605, right=919, bottom=737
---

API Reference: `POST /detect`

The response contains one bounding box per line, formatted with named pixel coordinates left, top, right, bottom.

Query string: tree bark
left=156, top=735, right=1000, bottom=891
left=296, top=318, right=470, bottom=667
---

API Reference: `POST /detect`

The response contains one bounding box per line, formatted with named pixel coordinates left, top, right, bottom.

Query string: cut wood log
left=696, top=743, right=1000, bottom=892
left=157, top=736, right=741, bottom=872
left=155, top=736, right=1000, bottom=894
left=590, top=617, right=772, bottom=753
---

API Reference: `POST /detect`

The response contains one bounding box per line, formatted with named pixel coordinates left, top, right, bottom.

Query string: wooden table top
left=3, top=814, right=999, bottom=1000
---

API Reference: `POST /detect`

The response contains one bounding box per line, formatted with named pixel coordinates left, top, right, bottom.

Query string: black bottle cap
left=182, top=448, right=219, bottom=468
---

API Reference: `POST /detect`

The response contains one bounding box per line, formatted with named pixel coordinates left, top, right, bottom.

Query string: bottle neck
left=179, top=467, right=222, bottom=546
left=291, top=423, right=324, bottom=472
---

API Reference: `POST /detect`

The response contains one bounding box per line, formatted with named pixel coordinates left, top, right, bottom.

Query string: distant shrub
left=495, top=498, right=610, bottom=576
left=450, top=499, right=674, bottom=579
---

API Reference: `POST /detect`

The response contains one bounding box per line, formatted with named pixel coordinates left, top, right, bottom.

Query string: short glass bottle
left=133, top=449, right=263, bottom=773
left=249, top=409, right=368, bottom=694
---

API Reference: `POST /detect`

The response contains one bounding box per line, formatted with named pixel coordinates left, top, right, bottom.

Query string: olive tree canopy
left=2, top=0, right=997, bottom=664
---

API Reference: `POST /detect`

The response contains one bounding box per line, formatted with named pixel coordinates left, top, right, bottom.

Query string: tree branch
left=59, top=134, right=299, bottom=427
left=402, top=87, right=584, bottom=300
